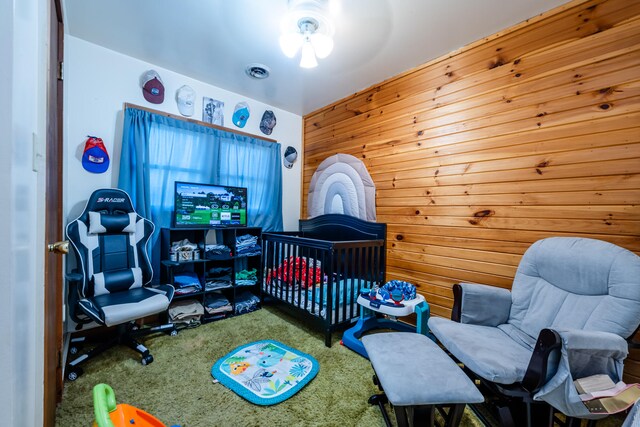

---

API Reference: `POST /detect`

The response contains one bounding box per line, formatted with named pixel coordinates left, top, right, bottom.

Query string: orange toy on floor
left=92, top=383, right=168, bottom=427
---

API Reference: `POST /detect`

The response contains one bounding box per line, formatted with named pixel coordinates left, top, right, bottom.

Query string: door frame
left=43, top=0, right=64, bottom=424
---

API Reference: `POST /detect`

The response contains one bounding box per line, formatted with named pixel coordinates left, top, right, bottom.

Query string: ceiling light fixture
left=279, top=0, right=335, bottom=69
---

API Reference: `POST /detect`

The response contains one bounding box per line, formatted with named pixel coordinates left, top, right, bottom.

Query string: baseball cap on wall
left=141, top=70, right=165, bottom=104
left=260, top=110, right=277, bottom=135
left=81, top=136, right=110, bottom=173
left=283, top=146, right=298, bottom=169
left=176, top=85, right=196, bottom=116
left=232, top=102, right=250, bottom=128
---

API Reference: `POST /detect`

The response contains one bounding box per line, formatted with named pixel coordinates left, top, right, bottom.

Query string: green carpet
left=55, top=306, right=485, bottom=427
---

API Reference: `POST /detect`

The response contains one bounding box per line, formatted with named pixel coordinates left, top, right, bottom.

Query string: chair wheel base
left=66, top=367, right=83, bottom=381
left=368, top=393, right=388, bottom=406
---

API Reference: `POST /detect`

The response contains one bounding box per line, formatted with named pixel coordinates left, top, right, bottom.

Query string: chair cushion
left=92, top=267, right=142, bottom=296
left=362, top=332, right=483, bottom=406
left=79, top=284, right=174, bottom=327
left=88, top=211, right=137, bottom=234
left=509, top=237, right=640, bottom=340
left=429, top=317, right=533, bottom=384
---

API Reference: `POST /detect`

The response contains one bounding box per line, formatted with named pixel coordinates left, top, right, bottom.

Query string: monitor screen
left=173, top=181, right=247, bottom=228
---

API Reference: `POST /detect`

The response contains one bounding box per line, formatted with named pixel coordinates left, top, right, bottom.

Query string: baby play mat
left=211, top=340, right=319, bottom=406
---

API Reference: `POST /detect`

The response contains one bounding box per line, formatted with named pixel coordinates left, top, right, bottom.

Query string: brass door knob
left=48, top=240, right=69, bottom=254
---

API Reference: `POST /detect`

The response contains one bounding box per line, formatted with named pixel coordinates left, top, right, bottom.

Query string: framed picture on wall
left=203, top=97, right=224, bottom=126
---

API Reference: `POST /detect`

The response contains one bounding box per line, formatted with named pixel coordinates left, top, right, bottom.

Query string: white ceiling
left=63, top=0, right=568, bottom=116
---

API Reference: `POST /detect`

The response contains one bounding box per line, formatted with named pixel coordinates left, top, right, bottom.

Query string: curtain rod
left=123, top=102, right=278, bottom=143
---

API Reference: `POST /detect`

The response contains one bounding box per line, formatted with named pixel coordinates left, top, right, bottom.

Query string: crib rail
left=261, top=231, right=386, bottom=346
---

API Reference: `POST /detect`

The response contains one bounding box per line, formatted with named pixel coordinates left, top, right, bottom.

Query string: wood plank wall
left=302, top=0, right=640, bottom=379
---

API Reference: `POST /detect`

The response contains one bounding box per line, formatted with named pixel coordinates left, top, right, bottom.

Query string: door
left=43, top=0, right=64, bottom=425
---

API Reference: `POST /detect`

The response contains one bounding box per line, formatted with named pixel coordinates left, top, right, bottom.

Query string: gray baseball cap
left=283, top=146, right=297, bottom=169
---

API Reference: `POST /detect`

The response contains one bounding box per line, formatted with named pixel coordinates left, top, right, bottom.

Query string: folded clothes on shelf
left=235, top=234, right=261, bottom=257
left=173, top=271, right=202, bottom=294
left=168, top=299, right=204, bottom=327
left=235, top=268, right=258, bottom=286
left=204, top=244, right=232, bottom=259
left=208, top=267, right=232, bottom=281
left=204, top=293, right=233, bottom=315
left=235, top=291, right=260, bottom=314
left=205, top=280, right=232, bottom=291
left=175, top=285, right=201, bottom=295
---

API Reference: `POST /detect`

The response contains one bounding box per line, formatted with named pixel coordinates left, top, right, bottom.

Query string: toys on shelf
left=342, top=280, right=434, bottom=359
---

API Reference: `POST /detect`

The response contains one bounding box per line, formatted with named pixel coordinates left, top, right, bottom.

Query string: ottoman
left=363, top=332, right=483, bottom=427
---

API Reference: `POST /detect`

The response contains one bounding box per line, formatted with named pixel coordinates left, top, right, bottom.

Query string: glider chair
left=65, top=188, right=174, bottom=381
left=428, top=237, right=640, bottom=426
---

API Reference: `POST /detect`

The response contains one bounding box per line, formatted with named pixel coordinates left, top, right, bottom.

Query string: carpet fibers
left=56, top=306, right=582, bottom=427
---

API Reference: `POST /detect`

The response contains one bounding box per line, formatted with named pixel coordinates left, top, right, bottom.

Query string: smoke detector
left=245, top=63, right=271, bottom=79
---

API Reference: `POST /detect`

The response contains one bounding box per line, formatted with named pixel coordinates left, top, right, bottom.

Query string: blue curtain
left=118, top=107, right=283, bottom=281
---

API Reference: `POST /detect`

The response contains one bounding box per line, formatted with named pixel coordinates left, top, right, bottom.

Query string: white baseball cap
left=176, top=85, right=196, bottom=117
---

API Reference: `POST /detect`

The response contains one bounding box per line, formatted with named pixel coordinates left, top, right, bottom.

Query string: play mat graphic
left=211, top=340, right=319, bottom=405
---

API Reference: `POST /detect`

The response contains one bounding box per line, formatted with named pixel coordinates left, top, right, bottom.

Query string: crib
left=261, top=214, right=386, bottom=346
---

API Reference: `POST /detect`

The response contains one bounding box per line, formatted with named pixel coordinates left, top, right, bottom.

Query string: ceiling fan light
left=300, top=41, right=318, bottom=68
left=309, top=32, right=333, bottom=59
left=279, top=33, right=303, bottom=58
left=328, top=0, right=341, bottom=15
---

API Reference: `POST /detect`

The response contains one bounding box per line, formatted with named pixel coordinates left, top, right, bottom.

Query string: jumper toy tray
left=342, top=281, right=433, bottom=359
left=356, top=293, right=425, bottom=317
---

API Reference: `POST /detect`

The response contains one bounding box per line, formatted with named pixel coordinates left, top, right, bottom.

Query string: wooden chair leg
left=413, top=405, right=435, bottom=426
left=394, top=405, right=409, bottom=427
left=445, top=404, right=465, bottom=427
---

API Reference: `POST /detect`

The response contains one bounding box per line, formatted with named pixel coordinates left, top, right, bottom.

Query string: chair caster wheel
left=373, top=374, right=379, bottom=386
left=141, top=354, right=154, bottom=365
left=170, top=329, right=178, bottom=337
left=368, top=394, right=388, bottom=406
left=66, top=367, right=83, bottom=381
left=69, top=346, right=80, bottom=355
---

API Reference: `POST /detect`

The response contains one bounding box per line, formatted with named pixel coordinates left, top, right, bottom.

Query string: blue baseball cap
left=81, top=136, right=110, bottom=173
left=232, top=102, right=250, bottom=128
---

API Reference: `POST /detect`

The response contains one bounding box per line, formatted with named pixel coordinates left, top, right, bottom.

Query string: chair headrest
left=88, top=211, right=137, bottom=234
left=84, top=188, right=135, bottom=215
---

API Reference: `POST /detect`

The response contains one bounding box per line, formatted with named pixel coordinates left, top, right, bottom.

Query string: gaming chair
left=65, top=188, right=174, bottom=381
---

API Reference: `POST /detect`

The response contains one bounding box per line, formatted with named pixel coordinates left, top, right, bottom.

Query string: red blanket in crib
left=268, top=256, right=324, bottom=289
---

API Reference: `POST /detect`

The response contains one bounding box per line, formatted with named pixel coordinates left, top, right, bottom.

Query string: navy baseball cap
left=260, top=110, right=277, bottom=135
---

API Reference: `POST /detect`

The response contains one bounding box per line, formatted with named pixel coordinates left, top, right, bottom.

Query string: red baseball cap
left=81, top=136, right=110, bottom=173
left=141, top=70, right=165, bottom=104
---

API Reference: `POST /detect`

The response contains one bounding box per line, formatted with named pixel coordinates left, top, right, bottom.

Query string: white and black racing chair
left=65, top=188, right=174, bottom=381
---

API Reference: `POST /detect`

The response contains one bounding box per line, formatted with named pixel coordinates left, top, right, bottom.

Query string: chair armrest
left=522, top=328, right=562, bottom=392
left=66, top=272, right=83, bottom=283
left=65, top=270, right=92, bottom=327
left=524, top=328, right=628, bottom=393
left=451, top=283, right=511, bottom=326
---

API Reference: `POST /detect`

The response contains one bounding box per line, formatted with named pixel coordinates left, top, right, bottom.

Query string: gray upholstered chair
left=428, top=237, right=640, bottom=426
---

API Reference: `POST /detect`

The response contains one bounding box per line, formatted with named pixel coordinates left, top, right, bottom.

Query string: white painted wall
left=0, top=0, right=49, bottom=426
left=64, top=36, right=302, bottom=230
